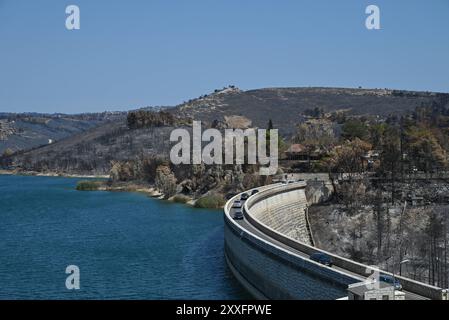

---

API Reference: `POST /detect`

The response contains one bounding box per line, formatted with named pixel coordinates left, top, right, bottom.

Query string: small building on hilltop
left=285, top=144, right=306, bottom=160
left=284, top=144, right=324, bottom=161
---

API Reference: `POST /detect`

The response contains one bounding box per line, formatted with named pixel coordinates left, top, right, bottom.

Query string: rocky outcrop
left=107, top=155, right=269, bottom=202
left=155, top=164, right=177, bottom=199
left=172, top=163, right=246, bottom=197
left=279, top=173, right=334, bottom=204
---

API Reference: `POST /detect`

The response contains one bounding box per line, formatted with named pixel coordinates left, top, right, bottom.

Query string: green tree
left=405, top=126, right=447, bottom=173
left=325, top=138, right=372, bottom=174
left=369, top=123, right=387, bottom=149
left=342, top=119, right=369, bottom=141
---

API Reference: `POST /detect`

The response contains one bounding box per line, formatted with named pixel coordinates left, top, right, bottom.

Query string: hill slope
left=0, top=112, right=125, bottom=154
left=4, top=87, right=449, bottom=175
left=174, top=87, right=447, bottom=135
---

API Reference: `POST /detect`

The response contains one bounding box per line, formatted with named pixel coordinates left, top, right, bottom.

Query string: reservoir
left=0, top=175, right=248, bottom=299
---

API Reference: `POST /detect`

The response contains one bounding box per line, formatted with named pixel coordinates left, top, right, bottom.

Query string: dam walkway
left=224, top=182, right=441, bottom=300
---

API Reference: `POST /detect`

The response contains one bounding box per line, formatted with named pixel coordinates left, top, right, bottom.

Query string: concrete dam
left=224, top=182, right=444, bottom=300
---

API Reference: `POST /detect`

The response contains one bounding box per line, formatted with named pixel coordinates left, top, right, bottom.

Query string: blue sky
left=0, top=0, right=448, bottom=113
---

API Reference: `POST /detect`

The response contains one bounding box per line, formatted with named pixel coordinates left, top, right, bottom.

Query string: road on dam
left=227, top=185, right=428, bottom=300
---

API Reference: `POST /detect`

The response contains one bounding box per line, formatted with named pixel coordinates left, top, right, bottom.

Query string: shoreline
left=95, top=183, right=165, bottom=199
left=0, top=169, right=109, bottom=179
left=75, top=179, right=199, bottom=206
left=92, top=182, right=197, bottom=206
left=2, top=170, right=224, bottom=209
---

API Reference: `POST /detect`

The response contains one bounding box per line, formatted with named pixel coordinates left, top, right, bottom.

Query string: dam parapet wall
left=224, top=182, right=444, bottom=300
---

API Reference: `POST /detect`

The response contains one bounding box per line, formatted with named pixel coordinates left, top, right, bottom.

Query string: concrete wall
left=224, top=212, right=355, bottom=299
left=224, top=183, right=359, bottom=299
left=225, top=183, right=444, bottom=300
left=249, top=184, right=311, bottom=244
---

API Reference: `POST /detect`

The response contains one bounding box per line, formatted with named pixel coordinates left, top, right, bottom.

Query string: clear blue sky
left=0, top=0, right=448, bottom=114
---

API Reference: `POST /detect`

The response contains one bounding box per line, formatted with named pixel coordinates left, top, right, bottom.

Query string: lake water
left=0, top=175, right=249, bottom=299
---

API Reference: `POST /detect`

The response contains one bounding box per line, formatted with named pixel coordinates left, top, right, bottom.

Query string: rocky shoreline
left=79, top=181, right=201, bottom=207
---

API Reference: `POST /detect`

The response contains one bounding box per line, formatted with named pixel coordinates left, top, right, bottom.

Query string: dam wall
left=224, top=183, right=358, bottom=299
left=248, top=184, right=311, bottom=244
left=224, top=218, right=355, bottom=299
left=224, top=183, right=444, bottom=300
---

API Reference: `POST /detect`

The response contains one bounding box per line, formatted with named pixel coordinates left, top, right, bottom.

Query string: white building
left=348, top=281, right=395, bottom=301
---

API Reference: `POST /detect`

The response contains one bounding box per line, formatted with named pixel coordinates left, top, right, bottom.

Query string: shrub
left=76, top=180, right=104, bottom=191
left=172, top=194, right=190, bottom=204
left=194, top=194, right=226, bottom=209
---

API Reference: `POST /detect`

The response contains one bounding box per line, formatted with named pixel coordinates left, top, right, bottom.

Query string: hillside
left=0, top=112, right=126, bottom=154
left=3, top=86, right=449, bottom=175
left=7, top=121, right=175, bottom=174
left=173, top=86, right=447, bottom=135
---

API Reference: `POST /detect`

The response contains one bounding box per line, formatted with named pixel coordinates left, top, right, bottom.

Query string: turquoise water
left=0, top=175, right=249, bottom=299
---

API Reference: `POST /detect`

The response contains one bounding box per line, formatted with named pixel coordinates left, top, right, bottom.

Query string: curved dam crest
left=224, top=183, right=355, bottom=300
left=224, top=182, right=443, bottom=300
